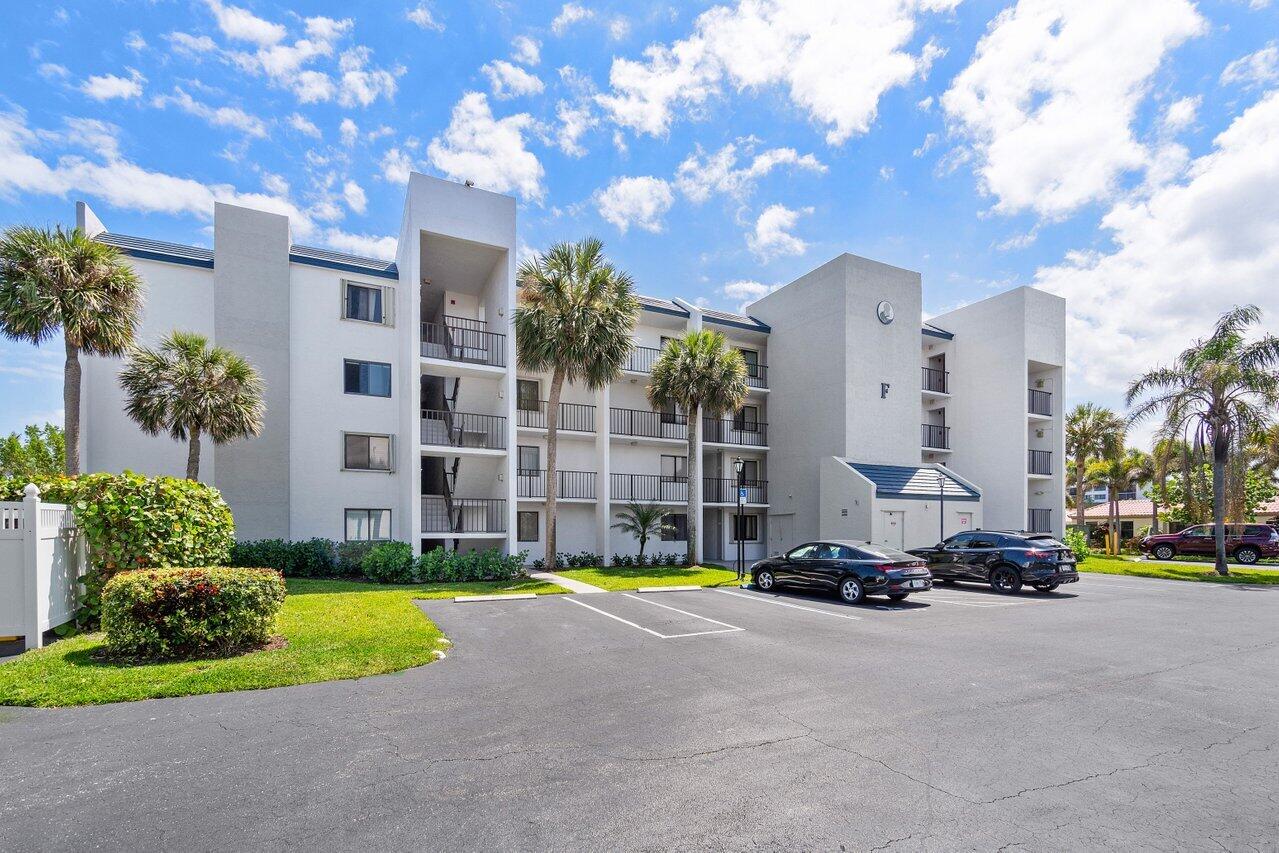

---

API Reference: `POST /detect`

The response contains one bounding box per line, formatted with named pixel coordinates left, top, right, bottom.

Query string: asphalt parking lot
left=2, top=573, right=1276, bottom=852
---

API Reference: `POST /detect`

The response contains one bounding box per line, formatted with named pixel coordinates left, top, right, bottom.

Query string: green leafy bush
left=361, top=541, right=416, bottom=583
left=335, top=540, right=376, bottom=576
left=0, top=474, right=78, bottom=503
left=101, top=567, right=285, bottom=659
left=1063, top=528, right=1091, bottom=563
left=229, top=538, right=337, bottom=577
left=415, top=547, right=527, bottom=583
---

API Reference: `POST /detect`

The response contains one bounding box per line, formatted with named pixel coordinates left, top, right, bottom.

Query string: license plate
left=908, top=579, right=928, bottom=589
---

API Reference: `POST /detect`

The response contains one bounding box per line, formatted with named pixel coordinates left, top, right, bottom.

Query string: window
left=517, top=379, right=540, bottom=411
left=732, top=514, right=758, bottom=542
left=945, top=532, right=977, bottom=549
left=969, top=533, right=999, bottom=549
left=343, top=433, right=392, bottom=471
left=660, top=400, right=683, bottom=424
left=739, top=348, right=759, bottom=378
left=662, top=513, right=688, bottom=541
left=344, top=359, right=391, bottom=397
left=1182, top=525, right=1211, bottom=538
left=734, top=405, right=759, bottom=431
left=518, top=511, right=539, bottom=542
left=1120, top=521, right=1134, bottom=541
left=517, top=445, right=540, bottom=474
left=345, top=508, right=391, bottom=541
left=342, top=281, right=392, bottom=325
left=739, top=459, right=760, bottom=482
left=787, top=543, right=818, bottom=560
left=660, top=454, right=687, bottom=481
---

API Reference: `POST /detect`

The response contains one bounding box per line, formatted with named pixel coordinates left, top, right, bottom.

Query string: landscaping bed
left=0, top=577, right=562, bottom=707
left=553, top=564, right=741, bottom=591
left=1078, top=556, right=1279, bottom=585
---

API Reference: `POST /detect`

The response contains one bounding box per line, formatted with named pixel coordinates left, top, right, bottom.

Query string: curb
left=634, top=585, right=702, bottom=593
left=454, top=593, right=538, bottom=603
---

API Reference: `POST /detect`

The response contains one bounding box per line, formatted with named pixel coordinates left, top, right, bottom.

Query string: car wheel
left=887, top=593, right=909, bottom=601
left=1152, top=544, right=1175, bottom=561
left=1234, top=546, right=1260, bottom=566
left=755, top=569, right=776, bottom=591
left=838, top=576, right=865, bottom=605
left=989, top=566, right=1023, bottom=594
left=1033, top=582, right=1060, bottom=593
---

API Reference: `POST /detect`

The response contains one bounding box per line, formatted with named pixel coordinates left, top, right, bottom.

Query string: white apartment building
left=74, top=172, right=1065, bottom=563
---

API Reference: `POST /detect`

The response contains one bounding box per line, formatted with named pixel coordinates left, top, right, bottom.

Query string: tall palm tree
left=1149, top=436, right=1189, bottom=534
left=0, top=226, right=142, bottom=475
left=1128, top=305, right=1279, bottom=575
left=648, top=330, right=748, bottom=566
left=1086, top=448, right=1152, bottom=554
left=1065, top=403, right=1126, bottom=528
left=118, top=331, right=265, bottom=480
left=610, top=502, right=672, bottom=562
left=515, top=238, right=640, bottom=569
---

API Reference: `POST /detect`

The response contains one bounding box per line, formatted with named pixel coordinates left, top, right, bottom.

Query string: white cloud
left=342, top=179, right=367, bottom=214
left=675, top=141, right=825, bottom=203
left=512, top=35, right=541, bottom=66
left=37, top=63, right=69, bottom=81
left=167, top=32, right=217, bottom=55
left=553, top=3, right=594, bottom=35
left=288, top=113, right=321, bottom=138
left=554, top=100, right=596, bottom=157
left=482, top=60, right=545, bottom=99
left=336, top=47, right=402, bottom=107
left=427, top=92, right=545, bottom=201
left=942, top=0, right=1205, bottom=219
left=293, top=71, right=335, bottom=103
left=593, top=175, right=674, bottom=233
left=406, top=3, right=445, bottom=32
left=125, top=31, right=147, bottom=51
left=720, top=279, right=781, bottom=312
left=1220, top=42, right=1279, bottom=89
left=321, top=228, right=397, bottom=259
left=1033, top=90, right=1279, bottom=412
left=340, top=117, right=358, bottom=146
left=596, top=0, right=957, bottom=144
left=879, top=165, right=895, bottom=181
left=304, top=16, right=352, bottom=42
left=917, top=95, right=934, bottom=111
left=608, top=17, right=631, bottom=41
left=205, top=0, right=285, bottom=45
left=747, top=204, right=811, bottom=260
left=80, top=69, right=145, bottom=101
left=261, top=172, right=289, bottom=195
left=380, top=147, right=415, bottom=183
left=1161, top=95, right=1200, bottom=133
left=153, top=88, right=268, bottom=138
left=912, top=132, right=939, bottom=157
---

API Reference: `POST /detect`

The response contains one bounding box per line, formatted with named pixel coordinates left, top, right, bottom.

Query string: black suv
left=908, top=530, right=1079, bottom=593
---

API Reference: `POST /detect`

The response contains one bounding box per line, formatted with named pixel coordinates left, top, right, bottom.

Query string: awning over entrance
left=843, top=462, right=980, bottom=501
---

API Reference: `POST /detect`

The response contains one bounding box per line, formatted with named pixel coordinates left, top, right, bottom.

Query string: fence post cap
left=23, top=483, right=40, bottom=499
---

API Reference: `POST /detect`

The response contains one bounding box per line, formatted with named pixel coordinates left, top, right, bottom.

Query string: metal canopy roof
left=845, top=462, right=980, bottom=501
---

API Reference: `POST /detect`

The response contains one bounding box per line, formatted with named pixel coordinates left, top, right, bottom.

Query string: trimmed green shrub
left=361, top=541, right=416, bottom=583
left=1063, top=528, right=1091, bottom=563
left=0, top=474, right=78, bottom=503
left=102, top=567, right=286, bottom=659
left=335, top=540, right=376, bottom=576
left=229, top=538, right=337, bottom=577
left=415, top=547, right=527, bottom=583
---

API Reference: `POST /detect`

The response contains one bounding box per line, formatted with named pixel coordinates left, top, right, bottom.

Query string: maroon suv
left=1140, top=524, right=1279, bottom=564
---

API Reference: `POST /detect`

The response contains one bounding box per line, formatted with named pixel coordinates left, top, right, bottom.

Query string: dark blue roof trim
left=846, top=462, right=980, bottom=501
left=288, top=249, right=398, bottom=280
left=922, top=324, right=953, bottom=340
left=703, top=313, right=771, bottom=333
left=642, top=303, right=689, bottom=318
left=98, top=233, right=215, bottom=269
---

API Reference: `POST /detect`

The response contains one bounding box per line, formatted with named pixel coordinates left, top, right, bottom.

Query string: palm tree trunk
left=63, top=336, right=81, bottom=476
left=638, top=532, right=646, bottom=562
left=1212, top=434, right=1229, bottom=576
left=1074, top=459, right=1086, bottom=529
left=186, top=427, right=201, bottom=481
left=686, top=410, right=699, bottom=567
left=544, top=368, right=564, bottom=570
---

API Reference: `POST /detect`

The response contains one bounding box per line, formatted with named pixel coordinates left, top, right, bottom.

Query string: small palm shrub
left=361, top=541, right=416, bottom=583
left=102, top=567, right=285, bottom=659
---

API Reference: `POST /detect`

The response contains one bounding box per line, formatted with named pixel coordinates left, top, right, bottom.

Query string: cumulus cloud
left=167, top=32, right=217, bottom=55
left=321, top=229, right=397, bottom=259
left=720, top=279, right=781, bottom=312
left=675, top=141, right=825, bottom=203
left=340, top=117, right=358, bottom=146
left=1161, top=95, right=1200, bottom=133
left=512, top=35, right=541, bottom=66
left=552, top=3, right=594, bottom=35
left=342, top=179, right=367, bottom=214
left=427, top=92, right=544, bottom=200
left=288, top=113, right=321, bottom=138
left=205, top=0, right=285, bottom=45
left=406, top=3, right=444, bottom=31
left=554, top=100, right=596, bottom=157
left=1220, top=42, right=1279, bottom=89
left=80, top=69, right=145, bottom=101
left=380, top=147, right=415, bottom=183
left=593, top=175, right=674, bottom=233
left=747, top=204, right=811, bottom=260
left=336, top=47, right=403, bottom=107
left=596, top=0, right=956, bottom=144
left=482, top=60, right=545, bottom=99
left=942, top=0, right=1206, bottom=219
left=152, top=87, right=268, bottom=137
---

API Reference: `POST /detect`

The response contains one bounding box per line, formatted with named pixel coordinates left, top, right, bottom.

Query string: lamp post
left=734, top=457, right=745, bottom=582
left=938, top=469, right=946, bottom=544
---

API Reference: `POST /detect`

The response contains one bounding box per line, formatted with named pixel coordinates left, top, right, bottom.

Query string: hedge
left=102, top=567, right=286, bottom=659
left=229, top=538, right=350, bottom=577
left=356, top=543, right=528, bottom=583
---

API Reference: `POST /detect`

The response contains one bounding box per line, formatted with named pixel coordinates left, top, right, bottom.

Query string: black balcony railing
left=1028, top=508, right=1053, bottom=533
left=922, top=367, right=949, bottom=394
left=421, top=497, right=506, bottom=534
left=610, top=473, right=688, bottom=503
left=1028, top=388, right=1052, bottom=416
left=623, top=345, right=663, bottom=373
left=516, top=469, right=597, bottom=500
left=610, top=407, right=688, bottom=440
left=1029, top=450, right=1053, bottom=475
left=516, top=400, right=596, bottom=432
left=421, top=317, right=506, bottom=367
left=704, top=417, right=768, bottom=446
left=703, top=478, right=767, bottom=504
left=744, top=362, right=769, bottom=389
left=420, top=409, right=506, bottom=449
left=921, top=423, right=950, bottom=450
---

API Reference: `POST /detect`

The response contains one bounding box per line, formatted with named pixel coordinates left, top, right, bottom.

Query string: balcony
left=517, top=400, right=596, bottom=433
left=421, top=497, right=506, bottom=534
left=1028, top=450, right=1053, bottom=476
left=1028, top=388, right=1052, bottom=417
left=623, top=345, right=663, bottom=374
left=703, top=417, right=768, bottom=447
left=421, top=316, right=506, bottom=367
left=921, top=423, right=951, bottom=450
left=516, top=469, right=597, bottom=500
left=611, top=473, right=688, bottom=503
left=744, top=362, right=768, bottom=389
left=1028, top=508, right=1053, bottom=533
left=703, top=478, right=768, bottom=504
left=922, top=367, right=949, bottom=394
left=610, top=407, right=688, bottom=441
left=420, top=410, right=506, bottom=449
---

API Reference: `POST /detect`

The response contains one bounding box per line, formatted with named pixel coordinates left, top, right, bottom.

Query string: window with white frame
left=343, top=433, right=392, bottom=471
left=732, top=514, right=759, bottom=542
left=342, top=280, right=393, bottom=326
left=345, top=508, right=391, bottom=541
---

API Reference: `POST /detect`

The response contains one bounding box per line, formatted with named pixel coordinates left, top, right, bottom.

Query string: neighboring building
left=74, top=172, right=1066, bottom=562
left=1081, top=499, right=1162, bottom=543
left=1068, top=482, right=1149, bottom=507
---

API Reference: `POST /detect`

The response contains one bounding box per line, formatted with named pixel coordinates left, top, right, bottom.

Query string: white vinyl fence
left=0, top=484, right=86, bottom=650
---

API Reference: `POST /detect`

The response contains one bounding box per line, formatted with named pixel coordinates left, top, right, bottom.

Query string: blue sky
left=2, top=0, right=1278, bottom=446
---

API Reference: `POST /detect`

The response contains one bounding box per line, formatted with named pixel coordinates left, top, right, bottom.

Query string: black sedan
left=908, top=530, right=1079, bottom=593
left=751, top=540, right=933, bottom=604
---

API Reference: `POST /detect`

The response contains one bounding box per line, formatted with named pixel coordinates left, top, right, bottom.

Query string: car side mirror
left=935, top=543, right=946, bottom=550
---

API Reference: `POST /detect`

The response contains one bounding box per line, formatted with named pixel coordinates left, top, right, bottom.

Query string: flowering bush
left=102, top=567, right=285, bottom=659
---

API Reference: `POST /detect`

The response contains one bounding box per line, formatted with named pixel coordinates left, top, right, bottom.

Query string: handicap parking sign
left=738, top=487, right=748, bottom=500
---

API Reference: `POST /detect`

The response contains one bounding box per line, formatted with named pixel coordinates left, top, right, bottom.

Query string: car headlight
left=749, top=561, right=765, bottom=571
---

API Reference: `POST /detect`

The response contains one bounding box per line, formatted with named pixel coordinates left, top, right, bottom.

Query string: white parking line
left=563, top=593, right=745, bottom=639
left=716, top=589, right=863, bottom=620
left=563, top=596, right=665, bottom=638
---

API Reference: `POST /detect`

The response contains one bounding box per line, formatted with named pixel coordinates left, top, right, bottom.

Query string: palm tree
left=648, top=330, right=748, bottom=566
left=1128, top=305, right=1279, bottom=575
left=0, top=226, right=142, bottom=475
left=1149, top=436, right=1189, bottom=534
left=515, top=238, right=640, bottom=569
left=610, top=502, right=672, bottom=562
left=118, top=331, right=265, bottom=480
left=1065, top=403, right=1126, bottom=528
left=1086, top=448, right=1152, bottom=554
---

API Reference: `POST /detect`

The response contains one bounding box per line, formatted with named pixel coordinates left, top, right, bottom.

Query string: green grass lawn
left=0, top=577, right=563, bottom=708
left=554, top=564, right=741, bottom=591
left=1079, top=556, right=1279, bottom=585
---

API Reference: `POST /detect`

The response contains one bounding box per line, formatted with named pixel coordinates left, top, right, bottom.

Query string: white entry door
left=879, top=510, right=905, bottom=550
left=956, top=512, right=974, bottom=533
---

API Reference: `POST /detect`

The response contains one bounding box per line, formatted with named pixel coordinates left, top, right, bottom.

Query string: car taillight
left=1026, top=549, right=1053, bottom=558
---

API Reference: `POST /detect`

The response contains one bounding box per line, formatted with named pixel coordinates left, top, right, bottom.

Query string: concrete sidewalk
left=527, top=570, right=606, bottom=593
